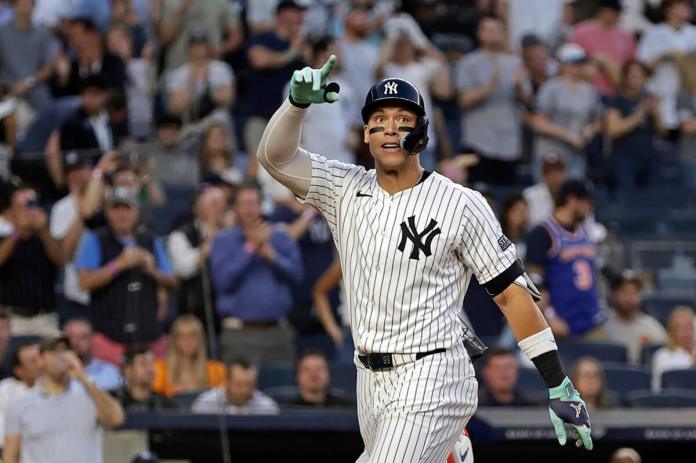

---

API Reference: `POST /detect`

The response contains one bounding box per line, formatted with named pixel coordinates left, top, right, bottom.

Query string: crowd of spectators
left=0, top=0, right=695, bottom=460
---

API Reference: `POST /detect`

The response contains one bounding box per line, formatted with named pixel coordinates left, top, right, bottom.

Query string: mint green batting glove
left=548, top=376, right=593, bottom=450
left=289, top=54, right=340, bottom=105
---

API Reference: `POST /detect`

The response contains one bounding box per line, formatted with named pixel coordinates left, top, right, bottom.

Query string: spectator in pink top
left=571, top=0, right=636, bottom=96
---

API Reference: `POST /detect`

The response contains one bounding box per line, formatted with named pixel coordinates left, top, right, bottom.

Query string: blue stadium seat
left=264, top=386, right=299, bottom=403
left=516, top=367, right=547, bottom=401
left=640, top=344, right=664, bottom=367
left=330, top=363, right=357, bottom=398
left=268, top=386, right=352, bottom=407
left=171, top=389, right=207, bottom=410
left=602, top=363, right=651, bottom=395
left=257, top=363, right=295, bottom=391
left=557, top=340, right=627, bottom=366
left=625, top=389, right=696, bottom=407
left=661, top=369, right=696, bottom=391
left=642, top=296, right=694, bottom=326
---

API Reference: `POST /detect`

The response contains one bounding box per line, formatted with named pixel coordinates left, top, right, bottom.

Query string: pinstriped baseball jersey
left=299, top=152, right=517, bottom=354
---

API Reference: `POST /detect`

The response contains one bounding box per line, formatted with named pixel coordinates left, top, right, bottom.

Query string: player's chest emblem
left=397, top=215, right=441, bottom=260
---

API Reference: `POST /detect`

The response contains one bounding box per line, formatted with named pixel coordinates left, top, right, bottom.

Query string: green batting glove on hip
left=289, top=54, right=340, bottom=106
left=548, top=376, right=593, bottom=450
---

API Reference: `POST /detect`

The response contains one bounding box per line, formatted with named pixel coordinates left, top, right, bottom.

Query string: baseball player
left=257, top=55, right=593, bottom=462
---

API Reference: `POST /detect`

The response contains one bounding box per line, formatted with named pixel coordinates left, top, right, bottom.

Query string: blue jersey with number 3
left=543, top=218, right=604, bottom=335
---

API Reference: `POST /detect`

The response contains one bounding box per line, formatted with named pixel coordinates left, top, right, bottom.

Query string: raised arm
left=313, top=259, right=344, bottom=347
left=256, top=55, right=340, bottom=199
left=66, top=351, right=125, bottom=428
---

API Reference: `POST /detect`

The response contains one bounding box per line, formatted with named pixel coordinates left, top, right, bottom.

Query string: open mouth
left=381, top=142, right=401, bottom=152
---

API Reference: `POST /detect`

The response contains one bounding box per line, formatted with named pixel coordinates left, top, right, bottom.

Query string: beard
left=573, top=210, right=587, bottom=226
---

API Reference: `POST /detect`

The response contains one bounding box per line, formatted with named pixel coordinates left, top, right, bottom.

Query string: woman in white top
left=651, top=306, right=696, bottom=391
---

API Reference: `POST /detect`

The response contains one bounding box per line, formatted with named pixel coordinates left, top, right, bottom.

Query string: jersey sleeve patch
left=498, top=235, right=512, bottom=252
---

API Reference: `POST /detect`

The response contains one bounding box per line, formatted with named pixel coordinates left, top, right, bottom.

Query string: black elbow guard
left=482, top=260, right=542, bottom=302
left=482, top=260, right=524, bottom=297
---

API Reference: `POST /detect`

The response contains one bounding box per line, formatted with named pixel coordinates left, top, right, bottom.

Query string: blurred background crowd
left=0, top=0, right=695, bottom=459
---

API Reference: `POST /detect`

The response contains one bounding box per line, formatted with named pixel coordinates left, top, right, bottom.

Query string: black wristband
left=531, top=350, right=566, bottom=389
left=288, top=94, right=310, bottom=108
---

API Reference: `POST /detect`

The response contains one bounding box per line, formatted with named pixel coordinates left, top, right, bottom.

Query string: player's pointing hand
left=290, top=54, right=340, bottom=105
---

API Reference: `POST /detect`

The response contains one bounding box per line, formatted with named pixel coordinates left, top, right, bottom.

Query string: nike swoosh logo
left=356, top=192, right=372, bottom=197
left=461, top=448, right=469, bottom=461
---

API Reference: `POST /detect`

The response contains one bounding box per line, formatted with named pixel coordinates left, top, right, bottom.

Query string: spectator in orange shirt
left=153, top=314, right=226, bottom=397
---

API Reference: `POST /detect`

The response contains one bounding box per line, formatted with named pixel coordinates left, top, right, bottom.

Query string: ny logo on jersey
left=397, top=216, right=441, bottom=260
left=384, top=81, right=398, bottom=95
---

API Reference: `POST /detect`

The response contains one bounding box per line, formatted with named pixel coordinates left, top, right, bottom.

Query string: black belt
left=358, top=348, right=447, bottom=370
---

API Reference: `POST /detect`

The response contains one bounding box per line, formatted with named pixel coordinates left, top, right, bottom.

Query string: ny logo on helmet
left=397, top=216, right=441, bottom=260
left=384, top=81, right=398, bottom=95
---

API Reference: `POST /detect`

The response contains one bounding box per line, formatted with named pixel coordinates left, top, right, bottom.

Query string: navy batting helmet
left=361, top=78, right=429, bottom=155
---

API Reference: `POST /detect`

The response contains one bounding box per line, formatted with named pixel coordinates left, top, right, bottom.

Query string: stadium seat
left=171, top=390, right=207, bottom=410
left=330, top=364, right=357, bottom=398
left=625, top=389, right=696, bottom=407
left=602, top=363, right=651, bottom=395
left=642, top=296, right=694, bottom=326
left=661, top=369, right=696, bottom=391
left=268, top=386, right=352, bottom=407
left=557, top=340, right=627, bottom=366
left=264, top=386, right=299, bottom=403
left=257, top=363, right=295, bottom=391
left=640, top=344, right=664, bottom=367
left=516, top=367, right=547, bottom=401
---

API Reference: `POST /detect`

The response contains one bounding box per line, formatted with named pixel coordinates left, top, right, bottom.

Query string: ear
left=363, top=125, right=370, bottom=145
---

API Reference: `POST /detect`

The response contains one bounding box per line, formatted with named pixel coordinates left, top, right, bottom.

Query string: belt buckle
left=368, top=353, right=393, bottom=370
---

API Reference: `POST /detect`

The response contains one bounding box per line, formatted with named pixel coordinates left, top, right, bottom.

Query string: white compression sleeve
left=257, top=98, right=314, bottom=198
left=517, top=327, right=558, bottom=360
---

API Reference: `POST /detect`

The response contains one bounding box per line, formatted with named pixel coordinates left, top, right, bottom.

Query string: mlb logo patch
left=498, top=235, right=512, bottom=252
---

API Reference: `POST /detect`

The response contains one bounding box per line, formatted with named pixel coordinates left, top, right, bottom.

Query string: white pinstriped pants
left=354, top=343, right=478, bottom=463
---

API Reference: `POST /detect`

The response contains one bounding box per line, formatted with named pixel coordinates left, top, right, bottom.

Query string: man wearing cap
left=50, top=150, right=119, bottom=320
left=166, top=29, right=235, bottom=125
left=2, top=335, right=124, bottom=463
left=532, top=43, right=602, bottom=179
left=525, top=180, right=606, bottom=339
left=523, top=154, right=567, bottom=227
left=604, top=272, right=666, bottom=364
left=570, top=0, right=636, bottom=96
left=74, top=187, right=176, bottom=365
